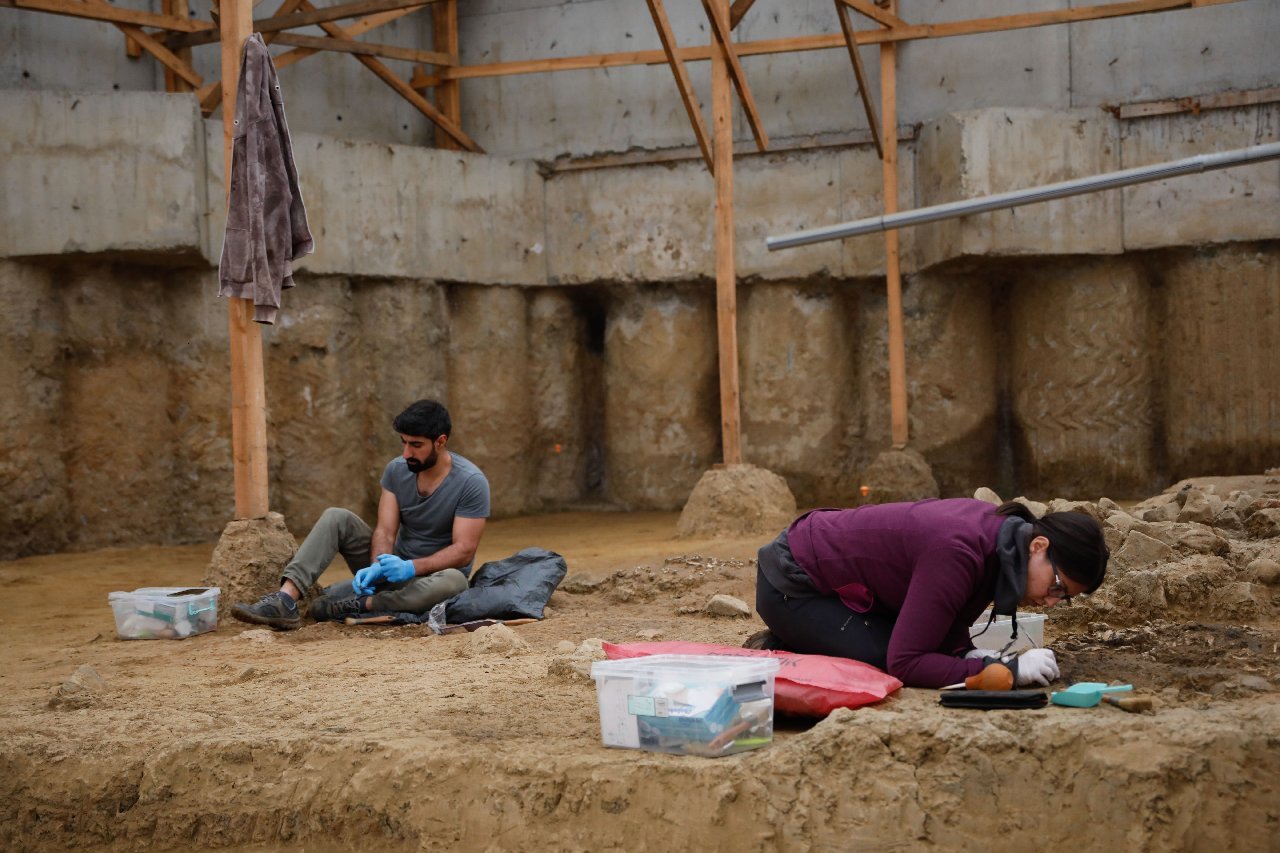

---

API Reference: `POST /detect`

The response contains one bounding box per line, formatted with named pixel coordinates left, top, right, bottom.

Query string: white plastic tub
left=969, top=610, right=1046, bottom=653
left=590, top=654, right=780, bottom=757
left=108, top=587, right=220, bottom=640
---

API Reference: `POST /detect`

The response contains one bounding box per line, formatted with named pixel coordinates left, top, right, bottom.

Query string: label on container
left=598, top=678, right=641, bottom=747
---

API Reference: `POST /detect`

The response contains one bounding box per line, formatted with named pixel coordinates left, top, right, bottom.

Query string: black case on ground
left=939, top=690, right=1048, bottom=710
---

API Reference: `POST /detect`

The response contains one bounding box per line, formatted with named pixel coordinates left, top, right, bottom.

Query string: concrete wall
left=4, top=1, right=1277, bottom=159
left=1, top=4, right=438, bottom=146
left=456, top=0, right=1277, bottom=161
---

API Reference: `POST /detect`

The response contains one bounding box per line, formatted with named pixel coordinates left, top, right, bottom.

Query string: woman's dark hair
left=996, top=501, right=1109, bottom=593
left=393, top=399, right=451, bottom=440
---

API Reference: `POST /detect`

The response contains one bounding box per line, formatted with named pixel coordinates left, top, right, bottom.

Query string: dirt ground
left=3, top=491, right=1280, bottom=852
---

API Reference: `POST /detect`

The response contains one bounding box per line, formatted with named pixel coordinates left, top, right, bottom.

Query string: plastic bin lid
left=108, top=587, right=221, bottom=601
left=591, top=653, right=780, bottom=680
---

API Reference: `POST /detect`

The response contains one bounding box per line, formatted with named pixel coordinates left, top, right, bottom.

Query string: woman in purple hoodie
left=752, top=498, right=1109, bottom=689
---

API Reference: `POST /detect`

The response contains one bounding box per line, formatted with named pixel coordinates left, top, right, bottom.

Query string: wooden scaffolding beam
left=294, top=0, right=481, bottom=151
left=834, top=0, right=882, bottom=159
left=430, top=0, right=462, bottom=150
left=710, top=0, right=742, bottom=466
left=195, top=2, right=420, bottom=116
left=407, top=0, right=1232, bottom=86
left=879, top=0, right=907, bottom=450
left=701, top=0, right=768, bottom=151
left=219, top=0, right=270, bottom=519
left=169, top=0, right=437, bottom=49
left=645, top=0, right=715, bottom=173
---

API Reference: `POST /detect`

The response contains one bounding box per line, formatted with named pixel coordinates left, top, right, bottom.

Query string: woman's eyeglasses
left=1048, top=563, right=1073, bottom=605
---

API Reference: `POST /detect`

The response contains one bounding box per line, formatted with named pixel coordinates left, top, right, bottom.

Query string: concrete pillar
left=1009, top=258, right=1155, bottom=497
left=604, top=286, right=719, bottom=509
left=1163, top=243, right=1280, bottom=477
left=447, top=285, right=534, bottom=516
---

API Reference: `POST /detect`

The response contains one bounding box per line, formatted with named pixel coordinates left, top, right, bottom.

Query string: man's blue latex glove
left=352, top=564, right=384, bottom=597
left=376, top=553, right=417, bottom=584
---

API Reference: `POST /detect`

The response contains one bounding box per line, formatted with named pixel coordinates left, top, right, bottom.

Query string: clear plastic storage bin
left=590, top=654, right=780, bottom=757
left=108, top=587, right=220, bottom=639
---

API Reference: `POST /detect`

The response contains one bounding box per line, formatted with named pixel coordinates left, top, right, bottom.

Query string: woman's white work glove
left=965, top=648, right=1000, bottom=660
left=1014, top=648, right=1060, bottom=687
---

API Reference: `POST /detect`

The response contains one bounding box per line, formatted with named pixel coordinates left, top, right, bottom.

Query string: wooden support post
left=164, top=0, right=194, bottom=93
left=430, top=0, right=461, bottom=150
left=220, top=0, right=270, bottom=519
left=879, top=0, right=907, bottom=450
left=711, top=0, right=742, bottom=466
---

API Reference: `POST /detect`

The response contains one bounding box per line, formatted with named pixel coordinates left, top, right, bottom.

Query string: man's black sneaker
left=308, top=596, right=365, bottom=623
left=230, top=592, right=302, bottom=631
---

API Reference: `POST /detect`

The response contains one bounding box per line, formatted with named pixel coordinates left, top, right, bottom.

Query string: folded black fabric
left=939, top=690, right=1048, bottom=710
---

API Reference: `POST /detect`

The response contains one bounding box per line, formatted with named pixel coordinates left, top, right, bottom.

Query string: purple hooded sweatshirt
left=786, top=498, right=1007, bottom=688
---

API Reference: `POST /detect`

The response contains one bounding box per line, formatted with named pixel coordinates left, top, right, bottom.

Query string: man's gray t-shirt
left=380, top=453, right=490, bottom=577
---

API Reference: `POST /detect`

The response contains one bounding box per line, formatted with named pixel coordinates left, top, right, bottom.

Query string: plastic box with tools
left=590, top=654, right=780, bottom=757
left=108, top=587, right=220, bottom=640
left=969, top=610, right=1046, bottom=653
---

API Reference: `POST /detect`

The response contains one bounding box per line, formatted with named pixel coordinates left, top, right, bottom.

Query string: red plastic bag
left=602, top=640, right=901, bottom=717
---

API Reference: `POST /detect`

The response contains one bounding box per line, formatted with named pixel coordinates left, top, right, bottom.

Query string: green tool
left=1049, top=682, right=1133, bottom=708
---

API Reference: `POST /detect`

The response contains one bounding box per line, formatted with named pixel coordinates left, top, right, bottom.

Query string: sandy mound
left=858, top=448, right=939, bottom=504
left=202, top=512, right=297, bottom=617
left=676, top=464, right=796, bottom=538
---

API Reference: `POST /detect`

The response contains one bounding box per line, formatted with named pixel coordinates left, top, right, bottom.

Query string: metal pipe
left=766, top=141, right=1280, bottom=251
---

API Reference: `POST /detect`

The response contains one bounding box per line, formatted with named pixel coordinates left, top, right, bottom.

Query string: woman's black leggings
left=755, top=564, right=897, bottom=670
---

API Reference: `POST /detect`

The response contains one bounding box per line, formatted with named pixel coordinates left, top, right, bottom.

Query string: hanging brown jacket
left=218, top=33, right=313, bottom=325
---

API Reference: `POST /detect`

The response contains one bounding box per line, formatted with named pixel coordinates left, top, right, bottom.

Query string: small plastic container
left=969, top=610, right=1046, bottom=652
left=590, top=654, right=780, bottom=757
left=108, top=587, right=220, bottom=640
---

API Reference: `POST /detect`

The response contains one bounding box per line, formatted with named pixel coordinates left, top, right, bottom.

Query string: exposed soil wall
left=2, top=242, right=1278, bottom=557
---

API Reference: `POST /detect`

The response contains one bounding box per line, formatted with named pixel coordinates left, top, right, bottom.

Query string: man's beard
left=405, top=448, right=438, bottom=473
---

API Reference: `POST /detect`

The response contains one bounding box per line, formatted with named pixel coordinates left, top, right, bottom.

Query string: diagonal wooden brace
left=701, top=0, right=768, bottom=151
left=295, top=0, right=481, bottom=151
left=645, top=0, right=715, bottom=174
left=835, top=0, right=883, bottom=159
left=78, top=0, right=203, bottom=88
left=838, top=0, right=906, bottom=29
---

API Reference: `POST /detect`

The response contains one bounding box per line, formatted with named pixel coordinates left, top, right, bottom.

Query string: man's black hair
left=393, top=399, right=452, bottom=440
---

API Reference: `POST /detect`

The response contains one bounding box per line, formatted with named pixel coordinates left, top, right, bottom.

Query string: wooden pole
left=220, top=0, right=271, bottom=518
left=430, top=0, right=461, bottom=150
left=880, top=0, right=907, bottom=449
left=711, top=0, right=742, bottom=466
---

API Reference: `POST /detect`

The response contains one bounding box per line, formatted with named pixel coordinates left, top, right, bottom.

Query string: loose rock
left=48, top=664, right=106, bottom=710
left=1114, top=531, right=1176, bottom=571
left=1247, top=558, right=1280, bottom=586
left=705, top=594, right=750, bottom=618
